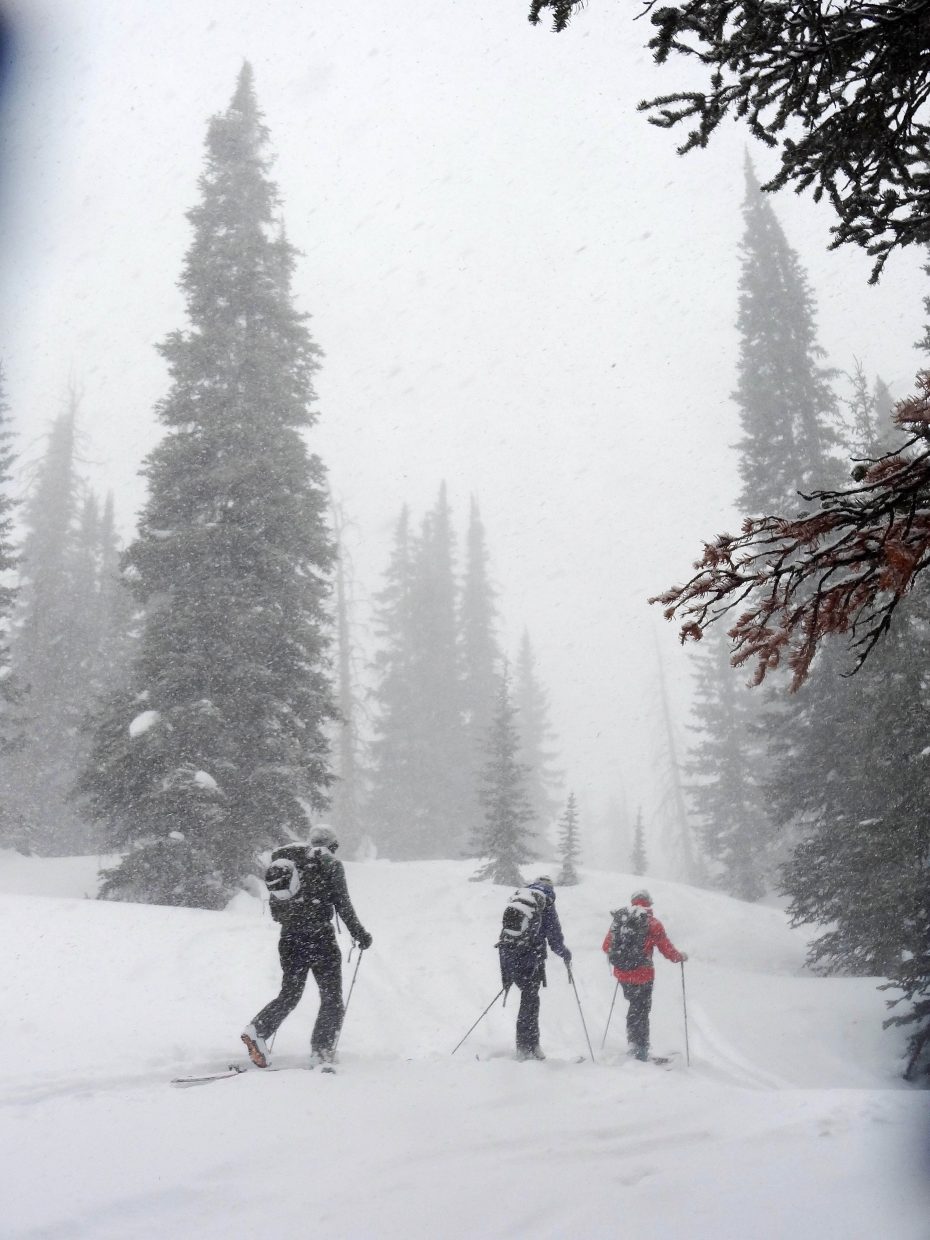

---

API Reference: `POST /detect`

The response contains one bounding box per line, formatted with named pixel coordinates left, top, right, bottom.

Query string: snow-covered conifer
left=630, top=806, right=647, bottom=877
left=513, top=630, right=561, bottom=850
left=471, top=666, right=535, bottom=886
left=81, top=66, right=336, bottom=906
left=460, top=497, right=502, bottom=829
left=556, top=791, right=580, bottom=885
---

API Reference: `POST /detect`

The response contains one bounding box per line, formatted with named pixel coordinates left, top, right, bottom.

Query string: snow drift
left=0, top=853, right=926, bottom=1238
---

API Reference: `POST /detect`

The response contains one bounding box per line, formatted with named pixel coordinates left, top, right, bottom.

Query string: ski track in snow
left=1, top=854, right=927, bottom=1240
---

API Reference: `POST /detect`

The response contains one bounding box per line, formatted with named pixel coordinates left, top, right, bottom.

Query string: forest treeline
left=0, top=65, right=925, bottom=1074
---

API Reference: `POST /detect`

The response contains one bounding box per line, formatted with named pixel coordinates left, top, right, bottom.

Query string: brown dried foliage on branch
left=650, top=371, right=930, bottom=690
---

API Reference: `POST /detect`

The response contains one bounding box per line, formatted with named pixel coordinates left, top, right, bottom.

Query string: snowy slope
left=0, top=855, right=927, bottom=1239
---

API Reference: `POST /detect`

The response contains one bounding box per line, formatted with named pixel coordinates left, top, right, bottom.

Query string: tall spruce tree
left=471, top=665, right=535, bottom=886
left=409, top=483, right=470, bottom=855
left=686, top=161, right=842, bottom=898
left=327, top=498, right=366, bottom=856
left=685, top=629, right=767, bottom=901
left=80, top=66, right=336, bottom=907
left=368, top=486, right=470, bottom=859
left=90, top=492, right=136, bottom=701
left=778, top=623, right=929, bottom=968
left=735, top=159, right=840, bottom=515
left=556, top=790, right=580, bottom=886
left=460, top=497, right=502, bottom=828
left=513, top=630, right=561, bottom=850
left=367, top=505, right=419, bottom=855
left=0, top=364, right=24, bottom=850
left=772, top=348, right=930, bottom=1075
left=11, top=395, right=93, bottom=851
left=841, top=362, right=898, bottom=463
left=768, top=278, right=930, bottom=1077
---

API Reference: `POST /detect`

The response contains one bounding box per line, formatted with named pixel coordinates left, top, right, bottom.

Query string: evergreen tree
left=91, top=492, right=136, bottom=700
left=773, top=362, right=930, bottom=1076
left=471, top=666, right=535, bottom=886
left=735, top=159, right=841, bottom=516
left=409, top=483, right=470, bottom=855
left=654, top=635, right=697, bottom=882
left=778, top=615, right=930, bottom=979
left=459, top=497, right=502, bottom=827
left=685, top=630, right=767, bottom=901
left=327, top=498, right=366, bottom=856
left=513, top=630, right=561, bottom=849
left=367, top=505, right=419, bottom=855
left=556, top=790, right=580, bottom=886
left=685, top=163, right=842, bottom=896
left=872, top=377, right=896, bottom=434
left=630, top=807, right=647, bottom=876
left=79, top=66, right=336, bottom=907
left=11, top=394, right=93, bottom=851
left=841, top=361, right=898, bottom=463
left=368, top=486, right=470, bottom=859
left=0, top=364, right=25, bottom=850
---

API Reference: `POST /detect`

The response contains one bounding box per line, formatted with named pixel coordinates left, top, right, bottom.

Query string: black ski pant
left=621, top=980, right=653, bottom=1055
left=515, top=975, right=543, bottom=1051
left=499, top=946, right=547, bottom=1052
left=251, top=926, right=344, bottom=1055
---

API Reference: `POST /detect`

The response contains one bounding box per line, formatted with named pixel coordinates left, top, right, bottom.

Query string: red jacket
left=602, top=902, right=684, bottom=985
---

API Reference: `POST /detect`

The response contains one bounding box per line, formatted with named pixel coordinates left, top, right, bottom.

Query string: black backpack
left=265, top=844, right=333, bottom=924
left=607, top=905, right=650, bottom=971
left=498, top=886, right=547, bottom=949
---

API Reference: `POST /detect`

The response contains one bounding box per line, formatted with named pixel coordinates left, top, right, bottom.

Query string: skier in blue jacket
left=498, top=876, right=572, bottom=1060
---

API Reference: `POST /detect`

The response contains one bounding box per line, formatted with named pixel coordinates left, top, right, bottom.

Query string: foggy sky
left=0, top=0, right=926, bottom=869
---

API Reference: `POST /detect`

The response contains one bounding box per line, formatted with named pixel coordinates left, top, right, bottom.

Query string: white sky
left=0, top=0, right=926, bottom=865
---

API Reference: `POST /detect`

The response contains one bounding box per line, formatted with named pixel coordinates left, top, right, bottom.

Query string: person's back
left=601, top=888, right=685, bottom=1060
left=497, top=876, right=572, bottom=1060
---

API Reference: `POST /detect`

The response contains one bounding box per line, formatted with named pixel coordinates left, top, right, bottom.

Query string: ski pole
left=566, top=963, right=596, bottom=1063
left=680, top=961, right=691, bottom=1067
left=601, top=979, right=620, bottom=1050
left=332, top=943, right=365, bottom=1056
left=451, top=987, right=506, bottom=1055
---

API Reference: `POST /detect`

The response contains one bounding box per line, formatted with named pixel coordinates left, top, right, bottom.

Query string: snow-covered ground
left=1, top=852, right=926, bottom=1239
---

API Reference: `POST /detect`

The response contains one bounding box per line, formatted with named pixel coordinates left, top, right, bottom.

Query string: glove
left=562, top=949, right=572, bottom=964
left=680, top=952, right=688, bottom=962
left=357, top=930, right=373, bottom=950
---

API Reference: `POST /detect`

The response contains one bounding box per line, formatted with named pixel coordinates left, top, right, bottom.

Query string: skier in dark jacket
left=602, top=888, right=686, bottom=1061
left=498, top=876, right=572, bottom=1060
left=241, top=825, right=372, bottom=1068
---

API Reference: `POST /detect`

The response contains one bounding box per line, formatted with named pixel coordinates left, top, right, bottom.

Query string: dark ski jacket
left=602, top=897, right=683, bottom=985
left=499, top=880, right=571, bottom=989
left=268, top=844, right=367, bottom=941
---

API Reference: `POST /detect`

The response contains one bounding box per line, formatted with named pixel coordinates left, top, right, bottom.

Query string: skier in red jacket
left=602, top=889, right=687, bottom=1061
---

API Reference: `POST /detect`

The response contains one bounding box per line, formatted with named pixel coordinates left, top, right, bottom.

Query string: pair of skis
left=172, top=1061, right=336, bottom=1087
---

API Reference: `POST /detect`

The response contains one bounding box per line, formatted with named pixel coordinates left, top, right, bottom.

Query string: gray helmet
left=631, top=888, right=652, bottom=906
left=308, top=825, right=339, bottom=852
